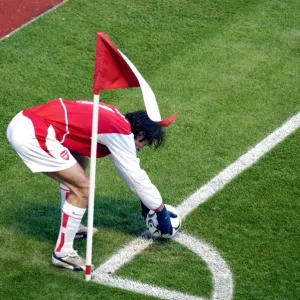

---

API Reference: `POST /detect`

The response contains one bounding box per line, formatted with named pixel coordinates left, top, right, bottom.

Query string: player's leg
left=59, top=154, right=98, bottom=239
left=7, top=114, right=92, bottom=271
left=44, top=163, right=92, bottom=271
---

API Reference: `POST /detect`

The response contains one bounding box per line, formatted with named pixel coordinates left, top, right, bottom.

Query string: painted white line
left=0, top=0, right=69, bottom=42
left=96, top=237, right=153, bottom=274
left=96, top=112, right=300, bottom=272
left=175, top=233, right=233, bottom=300
left=176, top=112, right=300, bottom=219
left=94, top=112, right=300, bottom=298
left=94, top=272, right=205, bottom=300
left=94, top=232, right=233, bottom=300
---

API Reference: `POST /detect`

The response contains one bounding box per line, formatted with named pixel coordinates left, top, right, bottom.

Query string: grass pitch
left=1, top=0, right=300, bottom=299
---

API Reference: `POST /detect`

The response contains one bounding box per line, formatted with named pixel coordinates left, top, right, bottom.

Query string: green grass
left=186, top=130, right=300, bottom=299
left=118, top=240, right=213, bottom=298
left=1, top=0, right=300, bottom=299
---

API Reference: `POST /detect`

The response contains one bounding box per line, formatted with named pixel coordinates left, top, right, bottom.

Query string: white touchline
left=0, top=0, right=69, bottom=42
left=176, top=112, right=300, bottom=219
left=93, top=112, right=300, bottom=299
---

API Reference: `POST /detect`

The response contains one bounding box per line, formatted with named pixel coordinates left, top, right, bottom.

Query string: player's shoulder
left=99, top=103, right=132, bottom=134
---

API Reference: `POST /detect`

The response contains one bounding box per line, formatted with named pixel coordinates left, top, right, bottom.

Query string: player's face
left=135, top=138, right=149, bottom=152
left=134, top=132, right=149, bottom=152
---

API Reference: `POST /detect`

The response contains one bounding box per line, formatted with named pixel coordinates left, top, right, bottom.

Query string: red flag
left=93, top=32, right=139, bottom=94
left=93, top=31, right=178, bottom=127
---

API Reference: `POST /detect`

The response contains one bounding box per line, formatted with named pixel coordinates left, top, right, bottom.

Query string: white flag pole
left=85, top=93, right=100, bottom=281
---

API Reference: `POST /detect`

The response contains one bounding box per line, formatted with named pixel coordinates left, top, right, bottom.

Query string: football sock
left=60, top=183, right=70, bottom=209
left=55, top=201, right=86, bottom=257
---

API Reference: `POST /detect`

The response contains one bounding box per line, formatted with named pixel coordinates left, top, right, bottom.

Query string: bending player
left=7, top=98, right=177, bottom=271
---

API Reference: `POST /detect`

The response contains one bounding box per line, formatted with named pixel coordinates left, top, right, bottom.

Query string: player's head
left=125, top=110, right=166, bottom=150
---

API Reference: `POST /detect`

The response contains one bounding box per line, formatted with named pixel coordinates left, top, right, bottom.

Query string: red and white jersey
left=22, top=98, right=162, bottom=210
left=22, top=98, right=130, bottom=157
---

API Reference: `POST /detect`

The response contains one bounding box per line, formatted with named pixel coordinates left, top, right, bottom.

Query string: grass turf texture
left=0, top=0, right=300, bottom=299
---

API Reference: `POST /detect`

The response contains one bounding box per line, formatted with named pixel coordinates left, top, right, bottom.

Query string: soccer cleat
left=75, top=224, right=98, bottom=239
left=52, top=250, right=94, bottom=271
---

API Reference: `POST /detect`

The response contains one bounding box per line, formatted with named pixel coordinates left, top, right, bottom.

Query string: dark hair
left=125, top=110, right=166, bottom=149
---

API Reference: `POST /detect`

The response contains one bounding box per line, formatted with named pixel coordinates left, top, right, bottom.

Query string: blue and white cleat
left=52, top=250, right=94, bottom=272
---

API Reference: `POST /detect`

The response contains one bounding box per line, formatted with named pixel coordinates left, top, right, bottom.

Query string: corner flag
left=86, top=31, right=178, bottom=280
left=93, top=31, right=178, bottom=126
left=93, top=32, right=139, bottom=93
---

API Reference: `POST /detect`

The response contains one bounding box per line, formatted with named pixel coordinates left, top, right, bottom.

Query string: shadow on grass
left=8, top=197, right=146, bottom=243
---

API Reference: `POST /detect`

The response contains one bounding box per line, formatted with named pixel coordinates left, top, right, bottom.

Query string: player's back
left=23, top=98, right=132, bottom=157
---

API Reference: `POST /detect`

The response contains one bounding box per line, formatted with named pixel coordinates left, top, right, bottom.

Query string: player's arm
left=98, top=132, right=162, bottom=210
left=97, top=133, right=172, bottom=234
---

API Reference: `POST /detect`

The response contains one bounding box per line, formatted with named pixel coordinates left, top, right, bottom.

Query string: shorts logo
left=60, top=150, right=69, bottom=160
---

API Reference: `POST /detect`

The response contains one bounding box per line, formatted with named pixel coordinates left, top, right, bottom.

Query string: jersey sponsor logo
left=60, top=150, right=69, bottom=160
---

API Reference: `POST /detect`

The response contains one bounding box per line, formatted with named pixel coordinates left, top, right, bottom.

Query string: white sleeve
left=97, top=133, right=163, bottom=210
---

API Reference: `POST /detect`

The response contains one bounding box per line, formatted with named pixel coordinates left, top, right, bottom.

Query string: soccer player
left=7, top=98, right=176, bottom=271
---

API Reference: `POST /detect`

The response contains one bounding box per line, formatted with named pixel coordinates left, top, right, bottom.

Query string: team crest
left=60, top=150, right=69, bottom=160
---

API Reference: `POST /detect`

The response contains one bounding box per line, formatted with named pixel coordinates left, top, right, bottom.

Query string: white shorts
left=7, top=112, right=77, bottom=173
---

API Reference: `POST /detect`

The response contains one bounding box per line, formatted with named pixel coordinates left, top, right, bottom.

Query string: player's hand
left=156, top=206, right=177, bottom=235
left=141, top=201, right=150, bottom=219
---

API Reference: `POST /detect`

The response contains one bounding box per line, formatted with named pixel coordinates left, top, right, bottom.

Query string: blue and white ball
left=146, top=204, right=181, bottom=239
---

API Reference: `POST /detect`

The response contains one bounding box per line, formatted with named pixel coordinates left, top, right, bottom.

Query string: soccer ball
left=146, top=204, right=181, bottom=239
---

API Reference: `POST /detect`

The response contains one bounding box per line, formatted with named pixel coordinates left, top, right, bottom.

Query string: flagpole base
left=85, top=265, right=92, bottom=281
left=85, top=265, right=93, bottom=281
left=85, top=274, right=92, bottom=281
